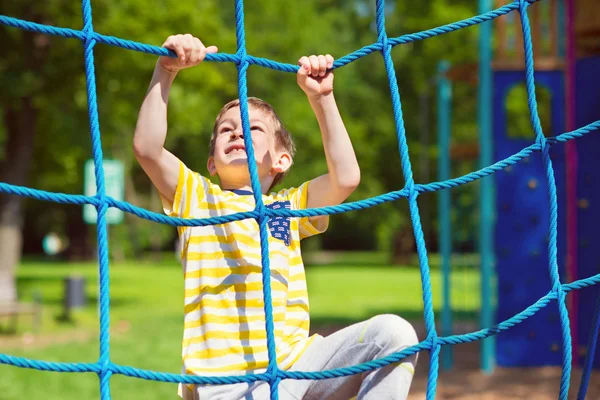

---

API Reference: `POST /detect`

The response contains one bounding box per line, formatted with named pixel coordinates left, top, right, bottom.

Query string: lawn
left=0, top=253, right=480, bottom=400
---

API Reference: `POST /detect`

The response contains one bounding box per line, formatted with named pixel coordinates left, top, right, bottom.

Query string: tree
left=0, top=1, right=85, bottom=302
left=1, top=0, right=486, bottom=304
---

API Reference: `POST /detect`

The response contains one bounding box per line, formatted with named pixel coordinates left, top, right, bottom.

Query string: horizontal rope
left=0, top=0, right=539, bottom=74
left=3, top=267, right=600, bottom=383
left=0, top=119, right=597, bottom=227
left=2, top=1, right=598, bottom=398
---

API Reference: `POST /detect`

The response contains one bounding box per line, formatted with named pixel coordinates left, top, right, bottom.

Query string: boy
left=134, top=33, right=418, bottom=400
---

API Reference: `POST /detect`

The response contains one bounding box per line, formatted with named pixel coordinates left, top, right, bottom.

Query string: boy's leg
left=279, top=314, right=419, bottom=400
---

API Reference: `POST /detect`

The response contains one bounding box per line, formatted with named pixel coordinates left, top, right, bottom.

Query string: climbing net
left=2, top=0, right=600, bottom=399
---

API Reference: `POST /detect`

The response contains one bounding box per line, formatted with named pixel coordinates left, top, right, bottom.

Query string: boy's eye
left=251, top=126, right=262, bottom=132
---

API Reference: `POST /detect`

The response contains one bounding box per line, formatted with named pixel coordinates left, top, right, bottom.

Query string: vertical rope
left=81, top=0, right=112, bottom=398
left=375, top=1, right=439, bottom=398
left=518, top=1, right=572, bottom=398
left=2, top=2, right=600, bottom=399
left=234, top=0, right=279, bottom=399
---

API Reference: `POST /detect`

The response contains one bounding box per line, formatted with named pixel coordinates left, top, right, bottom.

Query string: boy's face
left=208, top=106, right=289, bottom=186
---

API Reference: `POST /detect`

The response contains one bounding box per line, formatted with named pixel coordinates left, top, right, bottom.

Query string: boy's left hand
left=297, top=54, right=334, bottom=98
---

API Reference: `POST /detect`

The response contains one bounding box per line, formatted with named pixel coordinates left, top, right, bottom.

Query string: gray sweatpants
left=185, top=314, right=419, bottom=400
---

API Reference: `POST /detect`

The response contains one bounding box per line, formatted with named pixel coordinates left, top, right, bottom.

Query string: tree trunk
left=0, top=98, right=37, bottom=303
left=392, top=228, right=416, bottom=266
left=65, top=207, right=93, bottom=261
left=125, top=175, right=144, bottom=260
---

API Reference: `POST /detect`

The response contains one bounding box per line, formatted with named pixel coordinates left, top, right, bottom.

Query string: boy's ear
left=271, top=151, right=292, bottom=175
left=207, top=156, right=217, bottom=176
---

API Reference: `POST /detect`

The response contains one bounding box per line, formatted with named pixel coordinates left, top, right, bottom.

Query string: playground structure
left=2, top=0, right=600, bottom=399
left=438, top=0, right=600, bottom=372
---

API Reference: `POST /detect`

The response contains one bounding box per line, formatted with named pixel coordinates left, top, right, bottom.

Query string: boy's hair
left=209, top=97, right=296, bottom=190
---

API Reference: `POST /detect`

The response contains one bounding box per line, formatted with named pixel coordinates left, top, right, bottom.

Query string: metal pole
left=437, top=60, right=453, bottom=370
left=420, top=89, right=431, bottom=243
left=478, top=0, right=496, bottom=374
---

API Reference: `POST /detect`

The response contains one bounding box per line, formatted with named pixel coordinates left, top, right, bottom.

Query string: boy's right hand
left=158, top=34, right=218, bottom=73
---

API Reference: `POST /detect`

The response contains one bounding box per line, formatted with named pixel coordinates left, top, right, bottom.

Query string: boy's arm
left=133, top=34, right=217, bottom=205
left=133, top=64, right=180, bottom=205
left=297, top=55, right=360, bottom=215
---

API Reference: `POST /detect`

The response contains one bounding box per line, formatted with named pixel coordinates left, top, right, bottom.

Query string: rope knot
left=263, top=368, right=281, bottom=384
left=99, top=359, right=112, bottom=379
left=518, top=0, right=530, bottom=14
left=81, top=23, right=95, bottom=47
left=379, top=35, right=389, bottom=53
left=428, top=333, right=439, bottom=352
left=405, top=177, right=418, bottom=202
left=85, top=29, right=94, bottom=43
left=97, top=199, right=109, bottom=215
left=256, top=202, right=268, bottom=223
left=536, top=134, right=547, bottom=149
left=554, top=281, right=565, bottom=296
left=236, top=48, right=247, bottom=67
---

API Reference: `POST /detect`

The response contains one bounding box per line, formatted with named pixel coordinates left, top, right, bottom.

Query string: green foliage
left=506, top=83, right=553, bottom=139
left=1, top=0, right=488, bottom=256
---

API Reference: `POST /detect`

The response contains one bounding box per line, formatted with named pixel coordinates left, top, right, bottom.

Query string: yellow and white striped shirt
left=162, top=161, right=328, bottom=381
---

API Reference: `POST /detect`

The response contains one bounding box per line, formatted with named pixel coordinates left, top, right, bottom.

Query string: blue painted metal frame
left=478, top=0, right=496, bottom=374
left=437, top=61, right=453, bottom=371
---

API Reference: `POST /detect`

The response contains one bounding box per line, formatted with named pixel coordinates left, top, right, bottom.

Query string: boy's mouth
left=225, top=144, right=246, bottom=154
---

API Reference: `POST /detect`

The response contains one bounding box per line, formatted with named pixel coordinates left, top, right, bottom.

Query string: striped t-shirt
left=162, top=161, right=328, bottom=385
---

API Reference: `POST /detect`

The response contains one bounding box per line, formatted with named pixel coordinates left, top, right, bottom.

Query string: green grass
left=0, top=254, right=480, bottom=400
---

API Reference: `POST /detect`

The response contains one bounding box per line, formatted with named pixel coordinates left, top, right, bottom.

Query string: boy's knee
left=365, top=314, right=419, bottom=353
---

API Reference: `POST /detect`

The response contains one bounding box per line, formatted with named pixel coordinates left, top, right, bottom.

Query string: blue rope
left=518, top=1, right=572, bottom=398
left=1, top=0, right=600, bottom=399
left=374, top=0, right=440, bottom=397
left=0, top=0, right=541, bottom=73
left=232, top=0, right=280, bottom=398
left=4, top=271, right=600, bottom=384
left=0, top=120, right=598, bottom=223
left=79, top=0, right=113, bottom=398
left=2, top=274, right=600, bottom=385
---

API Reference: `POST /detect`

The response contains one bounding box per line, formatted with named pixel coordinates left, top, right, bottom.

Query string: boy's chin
left=216, top=160, right=266, bottom=178
left=223, top=157, right=266, bottom=169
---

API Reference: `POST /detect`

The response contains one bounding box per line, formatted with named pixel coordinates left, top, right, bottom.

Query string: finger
left=205, top=45, right=219, bottom=54
left=172, top=36, right=186, bottom=62
left=189, top=37, right=201, bottom=64
left=162, top=36, right=174, bottom=49
left=318, top=55, right=327, bottom=77
left=183, top=34, right=194, bottom=64
left=297, top=56, right=310, bottom=75
left=162, top=36, right=177, bottom=58
left=191, top=37, right=204, bottom=64
left=194, top=38, right=207, bottom=62
left=198, top=44, right=207, bottom=63
left=309, top=55, right=319, bottom=77
left=325, top=54, right=334, bottom=69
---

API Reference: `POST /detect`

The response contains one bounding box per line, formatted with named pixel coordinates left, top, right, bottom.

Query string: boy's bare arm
left=133, top=34, right=217, bottom=205
left=133, top=64, right=180, bottom=205
left=297, top=55, right=361, bottom=214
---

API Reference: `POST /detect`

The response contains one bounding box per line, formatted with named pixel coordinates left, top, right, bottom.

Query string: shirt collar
left=224, top=189, right=254, bottom=196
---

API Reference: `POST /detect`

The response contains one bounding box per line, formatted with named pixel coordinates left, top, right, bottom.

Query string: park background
left=1, top=0, right=599, bottom=399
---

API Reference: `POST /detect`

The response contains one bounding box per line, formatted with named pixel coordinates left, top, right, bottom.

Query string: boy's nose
left=230, top=130, right=244, bottom=140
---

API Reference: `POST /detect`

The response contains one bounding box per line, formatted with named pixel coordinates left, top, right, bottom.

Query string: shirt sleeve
left=284, top=180, right=329, bottom=240
left=160, top=160, right=207, bottom=219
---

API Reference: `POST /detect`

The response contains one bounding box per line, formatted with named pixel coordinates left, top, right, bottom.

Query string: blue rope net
left=1, top=0, right=600, bottom=399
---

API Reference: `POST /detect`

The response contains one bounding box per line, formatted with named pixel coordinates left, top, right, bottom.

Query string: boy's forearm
left=133, top=63, right=178, bottom=160
left=308, top=93, right=360, bottom=190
